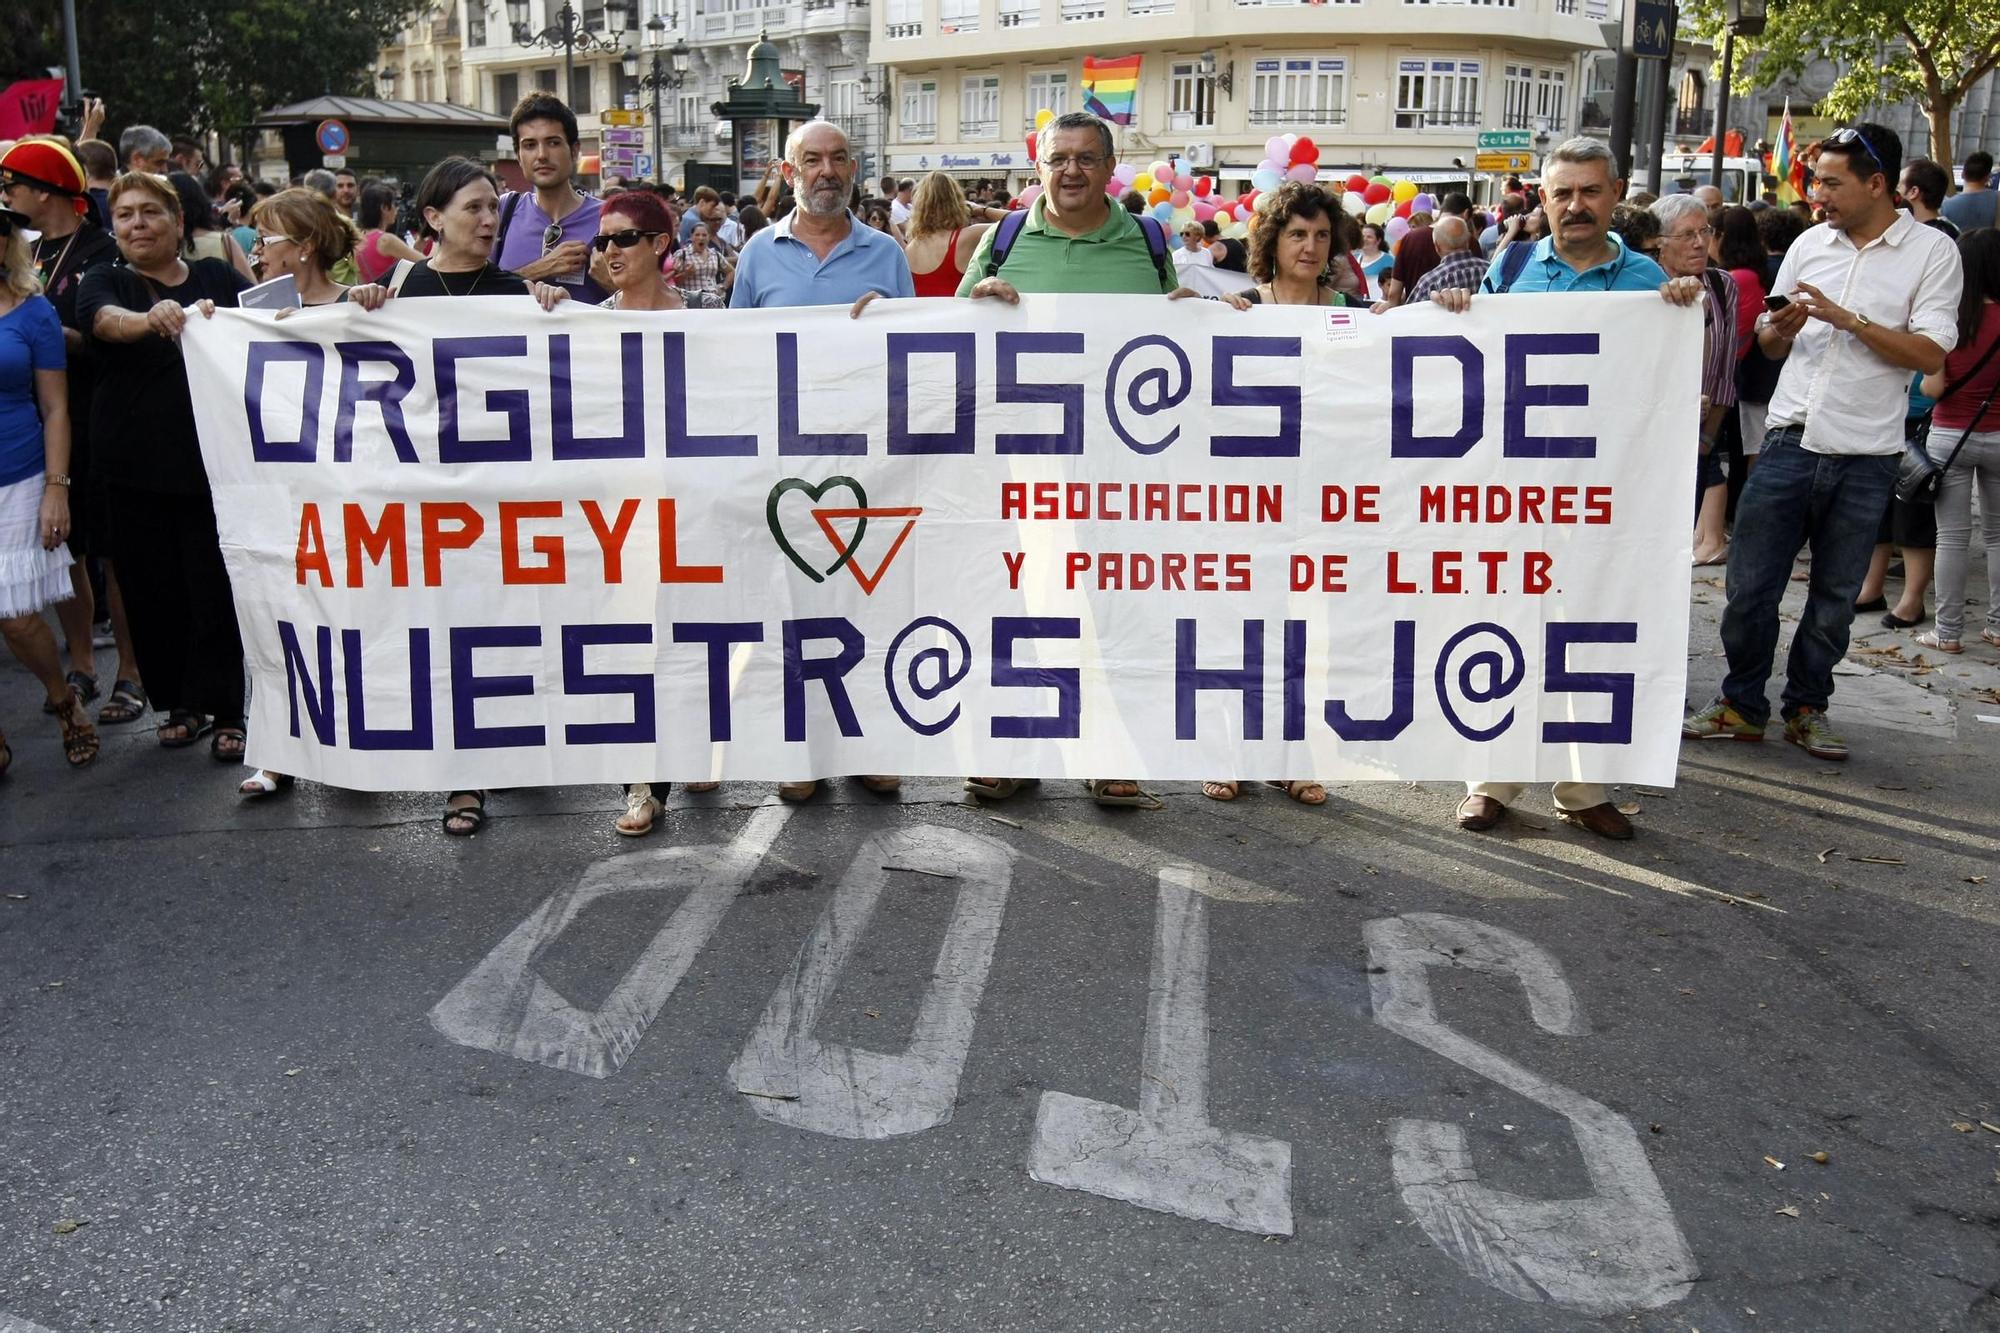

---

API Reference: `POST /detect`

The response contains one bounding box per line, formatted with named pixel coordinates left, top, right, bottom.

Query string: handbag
left=1896, top=334, right=2000, bottom=504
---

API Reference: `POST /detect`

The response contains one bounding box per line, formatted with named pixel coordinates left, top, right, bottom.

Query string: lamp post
left=860, top=70, right=893, bottom=188
left=507, top=0, right=628, bottom=106
left=623, top=12, right=690, bottom=185
left=1711, top=0, right=1767, bottom=191
left=378, top=65, right=400, bottom=99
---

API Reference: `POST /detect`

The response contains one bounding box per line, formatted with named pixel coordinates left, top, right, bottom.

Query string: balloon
left=1035, top=108, right=1055, bottom=129
left=1258, top=157, right=1283, bottom=176
left=1286, top=163, right=1317, bottom=184
left=1340, top=191, right=1366, bottom=217
left=1386, top=216, right=1410, bottom=245
left=1020, top=183, right=1043, bottom=204
left=1104, top=181, right=1122, bottom=195
left=1345, top=173, right=1370, bottom=194
left=1251, top=168, right=1282, bottom=192
left=1025, top=132, right=1039, bottom=163
left=1392, top=179, right=1419, bottom=203
left=1150, top=201, right=1175, bottom=221
left=1240, top=190, right=1258, bottom=212
left=1363, top=182, right=1391, bottom=205
left=1148, top=187, right=1170, bottom=205
left=1193, top=176, right=1211, bottom=197
left=1113, top=162, right=1138, bottom=184
left=1170, top=173, right=1190, bottom=190
left=1193, top=200, right=1215, bottom=221
left=1370, top=175, right=1392, bottom=186
left=1289, top=137, right=1318, bottom=166
left=1412, top=192, right=1436, bottom=214
left=1150, top=160, right=1172, bottom=181
left=1170, top=189, right=1189, bottom=208
left=1395, top=199, right=1413, bottom=219
left=1365, top=201, right=1391, bottom=226
left=1133, top=173, right=1154, bottom=192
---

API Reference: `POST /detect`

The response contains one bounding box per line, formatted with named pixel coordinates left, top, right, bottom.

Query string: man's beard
left=798, top=178, right=848, bottom=217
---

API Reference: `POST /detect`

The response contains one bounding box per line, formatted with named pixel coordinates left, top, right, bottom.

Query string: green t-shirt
left=956, top=198, right=1176, bottom=297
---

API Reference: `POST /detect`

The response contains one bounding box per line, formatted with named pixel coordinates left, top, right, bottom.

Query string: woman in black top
left=79, top=171, right=251, bottom=758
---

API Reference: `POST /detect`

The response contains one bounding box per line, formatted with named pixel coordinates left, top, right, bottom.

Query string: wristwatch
left=1853, top=310, right=1874, bottom=331
left=46, top=472, right=71, bottom=487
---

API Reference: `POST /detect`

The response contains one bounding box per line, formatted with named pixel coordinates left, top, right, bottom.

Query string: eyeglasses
left=255, top=234, right=296, bottom=248
left=591, top=228, right=662, bottom=251
left=1827, top=127, right=1886, bottom=178
left=1042, top=154, right=1106, bottom=173
left=542, top=221, right=564, bottom=255
left=1668, top=225, right=1714, bottom=242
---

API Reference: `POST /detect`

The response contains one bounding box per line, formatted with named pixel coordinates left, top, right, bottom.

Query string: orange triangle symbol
left=812, top=506, right=924, bottom=595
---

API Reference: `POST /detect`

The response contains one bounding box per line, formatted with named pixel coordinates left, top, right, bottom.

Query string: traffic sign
left=1632, top=0, right=1673, bottom=58
left=321, top=154, right=347, bottom=170
left=315, top=119, right=350, bottom=154
left=601, top=108, right=645, bottom=126
left=603, top=126, right=645, bottom=146
left=1476, top=151, right=1533, bottom=173
left=634, top=152, right=653, bottom=178
left=1477, top=129, right=1533, bottom=152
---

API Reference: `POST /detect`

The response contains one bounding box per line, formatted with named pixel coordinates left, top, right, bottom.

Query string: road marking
left=1365, top=912, right=1697, bottom=1315
left=730, top=826, right=1015, bottom=1139
left=0, top=1317, right=60, bottom=1333
left=429, top=802, right=792, bottom=1079
left=1034, top=819, right=1302, bottom=904
left=1028, top=866, right=1295, bottom=1235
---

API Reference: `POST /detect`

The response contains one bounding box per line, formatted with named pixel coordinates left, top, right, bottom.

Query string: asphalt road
left=2, top=559, right=1998, bottom=1333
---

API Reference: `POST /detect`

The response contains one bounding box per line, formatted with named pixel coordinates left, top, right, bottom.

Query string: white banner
left=182, top=293, right=1698, bottom=791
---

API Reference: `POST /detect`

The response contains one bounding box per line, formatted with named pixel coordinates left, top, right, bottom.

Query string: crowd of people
left=1, top=93, right=1995, bottom=845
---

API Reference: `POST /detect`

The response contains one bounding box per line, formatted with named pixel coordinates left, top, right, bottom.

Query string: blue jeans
left=1718, top=426, right=1899, bottom=726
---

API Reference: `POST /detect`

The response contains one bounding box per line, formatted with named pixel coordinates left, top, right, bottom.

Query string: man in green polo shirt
left=961, top=111, right=1189, bottom=809
left=956, top=112, right=1178, bottom=300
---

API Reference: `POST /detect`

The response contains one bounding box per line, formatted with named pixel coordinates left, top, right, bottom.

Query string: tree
left=1685, top=0, right=2000, bottom=167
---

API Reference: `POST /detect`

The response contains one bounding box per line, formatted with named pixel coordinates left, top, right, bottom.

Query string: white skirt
left=0, top=473, right=75, bottom=618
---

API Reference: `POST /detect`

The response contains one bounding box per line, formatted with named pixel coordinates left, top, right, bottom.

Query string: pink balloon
left=1264, top=136, right=1289, bottom=163
left=1170, top=189, right=1189, bottom=208
left=1193, top=200, right=1216, bottom=221
left=1104, top=180, right=1121, bottom=195
left=1173, top=173, right=1193, bottom=190
left=1020, top=183, right=1044, bottom=204
left=1286, top=162, right=1317, bottom=183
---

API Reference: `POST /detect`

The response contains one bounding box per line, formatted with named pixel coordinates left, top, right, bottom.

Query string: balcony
left=1674, top=111, right=1710, bottom=138
left=940, top=13, right=981, bottom=29
left=1060, top=0, right=1105, bottom=18
left=998, top=3, right=1039, bottom=23
left=887, top=19, right=924, bottom=34
left=1249, top=108, right=1346, bottom=125
left=1126, top=0, right=1173, bottom=12
left=901, top=121, right=937, bottom=141
left=961, top=118, right=999, bottom=137
left=1394, top=110, right=1482, bottom=130
left=669, top=126, right=709, bottom=148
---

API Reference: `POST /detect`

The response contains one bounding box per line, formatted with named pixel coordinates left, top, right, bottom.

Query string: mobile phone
left=1764, top=293, right=1792, bottom=312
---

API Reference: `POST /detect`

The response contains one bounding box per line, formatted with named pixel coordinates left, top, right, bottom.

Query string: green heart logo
left=766, top=476, right=869, bottom=583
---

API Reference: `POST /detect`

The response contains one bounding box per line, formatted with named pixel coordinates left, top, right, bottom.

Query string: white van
left=1659, top=154, right=1765, bottom=203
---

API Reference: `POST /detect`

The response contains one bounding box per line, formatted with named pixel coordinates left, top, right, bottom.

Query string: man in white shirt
left=889, top=178, right=915, bottom=227
left=1684, top=123, right=1962, bottom=762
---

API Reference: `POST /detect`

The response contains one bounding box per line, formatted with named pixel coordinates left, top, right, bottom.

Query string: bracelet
left=46, top=473, right=71, bottom=487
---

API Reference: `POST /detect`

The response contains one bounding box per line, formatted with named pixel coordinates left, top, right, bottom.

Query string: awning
left=254, top=96, right=507, bottom=131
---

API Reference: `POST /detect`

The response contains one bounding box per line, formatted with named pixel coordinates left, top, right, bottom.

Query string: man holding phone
left=1684, top=123, right=1962, bottom=762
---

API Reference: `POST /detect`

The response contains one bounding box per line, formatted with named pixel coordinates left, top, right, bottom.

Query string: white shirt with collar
left=1765, top=211, right=1963, bottom=455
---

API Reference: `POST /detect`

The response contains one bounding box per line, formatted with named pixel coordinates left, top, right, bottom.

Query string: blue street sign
left=635, top=152, right=653, bottom=178
left=1632, top=0, right=1674, bottom=58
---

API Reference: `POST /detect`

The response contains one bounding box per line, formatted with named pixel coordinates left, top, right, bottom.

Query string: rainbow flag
left=1773, top=98, right=1805, bottom=203
left=1082, top=54, right=1141, bottom=125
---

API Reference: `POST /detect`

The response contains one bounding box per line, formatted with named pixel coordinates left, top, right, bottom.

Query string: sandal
left=98, top=679, right=146, bottom=725
left=1914, top=629, right=1962, bottom=654
left=157, top=710, right=211, bottom=748
left=1089, top=778, right=1152, bottom=809
left=965, top=777, right=1038, bottom=800
left=777, top=780, right=819, bottom=801
left=1267, top=779, right=1327, bottom=805
left=43, top=669, right=98, bottom=713
left=1201, top=781, right=1241, bottom=802
left=1982, top=630, right=2000, bottom=648
left=210, top=725, right=247, bottom=762
left=616, top=783, right=665, bottom=836
left=442, top=790, right=487, bottom=836
left=239, top=770, right=294, bottom=798
left=685, top=781, right=720, bottom=793
left=857, top=775, right=902, bottom=794
left=57, top=696, right=99, bottom=768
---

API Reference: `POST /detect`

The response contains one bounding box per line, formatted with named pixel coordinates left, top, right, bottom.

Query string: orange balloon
left=1148, top=187, right=1170, bottom=205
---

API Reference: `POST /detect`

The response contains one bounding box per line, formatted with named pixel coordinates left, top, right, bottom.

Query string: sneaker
left=1784, top=708, right=1848, bottom=761
left=1682, top=700, right=1765, bottom=742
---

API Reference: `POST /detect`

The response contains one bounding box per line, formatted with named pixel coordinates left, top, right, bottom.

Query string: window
left=1536, top=67, right=1567, bottom=132
left=901, top=79, right=938, bottom=139
left=940, top=0, right=980, bottom=30
left=676, top=91, right=702, bottom=128
left=1168, top=62, right=1214, bottom=128
left=886, top=0, right=923, bottom=35
left=827, top=78, right=861, bottom=119
left=1394, top=58, right=1481, bottom=129
left=468, top=8, right=487, bottom=45
left=1000, top=0, right=1040, bottom=24
left=615, top=66, right=639, bottom=111
left=1126, top=0, right=1174, bottom=14
left=1405, top=0, right=1514, bottom=6
left=535, top=66, right=559, bottom=93
left=961, top=75, right=1000, bottom=138
left=1249, top=57, right=1345, bottom=126
left=1503, top=64, right=1533, bottom=129
left=494, top=71, right=521, bottom=115
left=571, top=65, right=594, bottom=112
left=1026, top=70, right=1069, bottom=122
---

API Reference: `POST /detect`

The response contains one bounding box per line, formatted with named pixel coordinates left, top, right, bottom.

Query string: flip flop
left=1088, top=779, right=1153, bottom=809
left=1201, top=781, right=1241, bottom=802
left=1266, top=780, right=1327, bottom=805
left=965, top=777, right=1038, bottom=800
left=617, top=783, right=663, bottom=836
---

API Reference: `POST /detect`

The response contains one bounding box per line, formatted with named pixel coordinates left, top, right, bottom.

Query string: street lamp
left=624, top=12, right=690, bottom=185
left=508, top=0, right=629, bottom=106
left=1711, top=0, right=1768, bottom=190
left=378, top=65, right=400, bottom=99
left=860, top=71, right=893, bottom=187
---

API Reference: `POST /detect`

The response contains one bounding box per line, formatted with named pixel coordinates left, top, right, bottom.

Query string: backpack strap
left=1490, top=240, right=1533, bottom=294
left=496, top=191, right=524, bottom=257
left=387, top=258, right=414, bottom=294
left=1133, top=213, right=1172, bottom=288
left=983, top=208, right=1031, bottom=279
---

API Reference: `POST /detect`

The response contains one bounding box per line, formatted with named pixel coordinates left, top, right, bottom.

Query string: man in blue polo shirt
left=729, top=121, right=914, bottom=310
left=1430, top=135, right=1704, bottom=841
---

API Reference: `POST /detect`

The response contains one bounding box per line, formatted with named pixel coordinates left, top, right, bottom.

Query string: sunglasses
left=542, top=221, right=564, bottom=255
left=255, top=233, right=295, bottom=248
left=591, top=228, right=663, bottom=251
left=1826, top=127, right=1886, bottom=178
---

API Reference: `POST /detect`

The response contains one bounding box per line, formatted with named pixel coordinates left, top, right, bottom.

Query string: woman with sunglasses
left=248, top=189, right=391, bottom=311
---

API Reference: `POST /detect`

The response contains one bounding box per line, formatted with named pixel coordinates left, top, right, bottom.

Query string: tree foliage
left=2, top=0, right=410, bottom=145
left=1684, top=0, right=2000, bottom=164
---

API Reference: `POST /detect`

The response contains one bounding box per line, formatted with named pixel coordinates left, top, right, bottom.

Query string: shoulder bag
left=1896, top=333, right=2000, bottom=505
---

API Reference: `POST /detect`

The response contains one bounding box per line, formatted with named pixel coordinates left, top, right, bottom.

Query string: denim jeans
left=1718, top=426, right=1899, bottom=727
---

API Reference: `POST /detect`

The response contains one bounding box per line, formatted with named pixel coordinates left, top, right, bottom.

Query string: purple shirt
left=493, top=189, right=607, bottom=303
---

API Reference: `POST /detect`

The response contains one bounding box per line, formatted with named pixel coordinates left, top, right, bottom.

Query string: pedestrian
left=1174, top=220, right=1213, bottom=273
left=1357, top=222, right=1393, bottom=298
left=1434, top=136, right=1703, bottom=840
left=1389, top=211, right=1440, bottom=295
left=168, top=171, right=254, bottom=280
left=904, top=171, right=994, bottom=298
left=1914, top=228, right=2000, bottom=654
left=1684, top=123, right=1962, bottom=762
left=354, top=181, right=424, bottom=284
left=729, top=120, right=910, bottom=802
left=677, top=186, right=734, bottom=253
left=492, top=93, right=606, bottom=304
left=1202, top=217, right=1248, bottom=273
left=890, top=178, right=915, bottom=230
left=117, top=125, right=169, bottom=175
left=1901, top=158, right=1959, bottom=239
left=1407, top=215, right=1488, bottom=302
left=1940, top=150, right=1995, bottom=235
left=1715, top=205, right=1774, bottom=487
left=955, top=110, right=1197, bottom=810
left=1480, top=193, right=1526, bottom=257
left=332, top=167, right=360, bottom=220
left=1651, top=195, right=1737, bottom=567
left=737, top=204, right=768, bottom=240
left=77, top=171, right=251, bottom=760
left=0, top=199, right=98, bottom=773
left=75, top=138, right=115, bottom=225
left=672, top=220, right=733, bottom=307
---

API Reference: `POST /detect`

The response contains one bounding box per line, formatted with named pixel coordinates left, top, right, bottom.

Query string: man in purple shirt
left=492, top=92, right=607, bottom=304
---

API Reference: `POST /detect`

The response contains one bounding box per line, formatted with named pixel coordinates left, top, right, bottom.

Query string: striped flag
left=1773, top=98, right=1806, bottom=203
left=1082, top=54, right=1142, bottom=125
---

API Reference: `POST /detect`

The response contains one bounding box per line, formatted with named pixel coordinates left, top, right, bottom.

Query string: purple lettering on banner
left=887, top=333, right=977, bottom=455
left=342, top=627, right=435, bottom=750
left=1174, top=618, right=1265, bottom=741
left=883, top=616, right=971, bottom=735
left=245, top=342, right=325, bottom=462
left=782, top=617, right=865, bottom=741
left=1392, top=336, right=1484, bottom=458
left=334, top=341, right=418, bottom=463
left=561, top=623, right=656, bottom=744
left=1210, top=337, right=1302, bottom=458
left=1435, top=622, right=1524, bottom=743
left=278, top=620, right=336, bottom=744
left=663, top=334, right=756, bottom=457
left=1505, top=333, right=1598, bottom=458
left=552, top=332, right=646, bottom=460
left=990, top=617, right=1081, bottom=739
left=1326, top=620, right=1415, bottom=741
left=1282, top=618, right=1306, bottom=741
left=994, top=332, right=1084, bottom=455
left=435, top=336, right=531, bottom=463
left=1104, top=335, right=1191, bottom=456
left=1542, top=622, right=1636, bottom=744
left=671, top=622, right=765, bottom=740
left=450, top=625, right=546, bottom=749
left=777, top=334, right=866, bottom=456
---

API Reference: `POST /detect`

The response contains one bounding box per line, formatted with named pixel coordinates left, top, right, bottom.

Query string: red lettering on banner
left=345, top=503, right=409, bottom=587
left=1320, top=486, right=1379, bottom=523
left=658, top=498, right=723, bottom=584
left=1584, top=486, right=1613, bottom=524
left=1414, top=485, right=1614, bottom=526
left=500, top=501, right=566, bottom=585
left=1290, top=553, right=1348, bottom=592
left=1001, top=550, right=1025, bottom=589
left=296, top=503, right=332, bottom=587
left=580, top=498, right=640, bottom=583
left=421, top=502, right=485, bottom=586
left=1000, top=483, right=1026, bottom=519
left=1526, top=551, right=1554, bottom=592
left=1387, top=551, right=1417, bottom=594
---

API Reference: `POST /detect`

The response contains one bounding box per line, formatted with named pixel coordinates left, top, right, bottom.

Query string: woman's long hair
left=0, top=225, right=40, bottom=301
left=908, top=171, right=969, bottom=241
left=1956, top=227, right=2000, bottom=348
